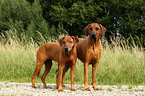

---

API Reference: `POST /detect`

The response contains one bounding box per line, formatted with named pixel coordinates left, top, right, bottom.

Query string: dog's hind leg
left=32, top=60, right=44, bottom=88
left=41, top=59, right=52, bottom=88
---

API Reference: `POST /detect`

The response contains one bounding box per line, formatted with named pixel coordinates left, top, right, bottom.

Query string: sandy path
left=0, top=82, right=145, bottom=96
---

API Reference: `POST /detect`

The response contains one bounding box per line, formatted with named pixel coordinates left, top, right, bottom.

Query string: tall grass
left=0, top=30, right=144, bottom=85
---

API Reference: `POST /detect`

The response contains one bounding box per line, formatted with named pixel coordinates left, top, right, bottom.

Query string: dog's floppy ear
left=99, top=24, right=107, bottom=36
left=83, top=24, right=90, bottom=36
left=71, top=36, right=79, bottom=43
left=59, top=37, right=65, bottom=46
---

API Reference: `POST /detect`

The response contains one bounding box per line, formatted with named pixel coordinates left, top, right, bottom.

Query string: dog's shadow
left=30, top=83, right=102, bottom=91
left=33, top=84, right=72, bottom=91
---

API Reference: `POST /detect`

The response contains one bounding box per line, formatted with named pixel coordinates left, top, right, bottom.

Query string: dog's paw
left=32, top=85, right=37, bottom=88
left=84, top=87, right=90, bottom=91
left=93, top=87, right=100, bottom=90
left=44, top=85, right=48, bottom=88
left=71, top=88, right=77, bottom=91
left=58, top=88, right=63, bottom=92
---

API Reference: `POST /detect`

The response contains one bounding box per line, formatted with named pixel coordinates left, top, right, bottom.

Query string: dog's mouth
left=91, top=32, right=98, bottom=39
left=64, top=47, right=71, bottom=52
left=64, top=45, right=75, bottom=52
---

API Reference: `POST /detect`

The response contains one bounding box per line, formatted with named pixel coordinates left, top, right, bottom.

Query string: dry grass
left=0, top=30, right=144, bottom=85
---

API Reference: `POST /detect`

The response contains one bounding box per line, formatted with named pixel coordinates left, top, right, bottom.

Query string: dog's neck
left=87, top=37, right=100, bottom=46
left=86, top=36, right=101, bottom=51
left=65, top=52, right=71, bottom=58
left=63, top=46, right=76, bottom=58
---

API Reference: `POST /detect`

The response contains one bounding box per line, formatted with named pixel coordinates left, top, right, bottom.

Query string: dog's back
left=37, top=43, right=61, bottom=63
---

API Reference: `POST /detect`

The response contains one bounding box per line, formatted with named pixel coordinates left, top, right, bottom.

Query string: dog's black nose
left=91, top=32, right=97, bottom=39
left=64, top=47, right=68, bottom=52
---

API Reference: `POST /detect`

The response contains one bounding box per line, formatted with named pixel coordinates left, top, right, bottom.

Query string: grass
left=128, top=85, right=133, bottom=89
left=107, top=88, right=113, bottom=91
left=0, top=30, right=144, bottom=85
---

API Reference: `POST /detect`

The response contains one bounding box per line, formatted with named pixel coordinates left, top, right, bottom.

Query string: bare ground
left=0, top=82, right=145, bottom=96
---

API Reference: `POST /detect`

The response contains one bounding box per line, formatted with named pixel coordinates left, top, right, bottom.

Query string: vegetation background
left=0, top=0, right=145, bottom=45
left=0, top=0, right=144, bottom=85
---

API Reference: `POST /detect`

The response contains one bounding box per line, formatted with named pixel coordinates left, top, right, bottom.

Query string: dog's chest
left=88, top=47, right=101, bottom=63
left=89, top=46, right=100, bottom=55
left=65, top=53, right=76, bottom=61
left=91, top=51, right=98, bottom=59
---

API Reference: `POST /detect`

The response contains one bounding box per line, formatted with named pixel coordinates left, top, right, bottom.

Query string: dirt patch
left=0, top=82, right=144, bottom=96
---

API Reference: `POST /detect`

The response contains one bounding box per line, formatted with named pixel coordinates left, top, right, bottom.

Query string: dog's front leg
left=71, top=61, right=77, bottom=91
left=92, top=62, right=100, bottom=90
left=84, top=62, right=90, bottom=91
left=58, top=63, right=65, bottom=92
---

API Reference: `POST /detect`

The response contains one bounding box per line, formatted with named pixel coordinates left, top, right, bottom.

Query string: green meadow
left=0, top=31, right=144, bottom=85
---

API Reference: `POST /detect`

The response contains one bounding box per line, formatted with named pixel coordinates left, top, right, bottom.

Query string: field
left=0, top=31, right=144, bottom=85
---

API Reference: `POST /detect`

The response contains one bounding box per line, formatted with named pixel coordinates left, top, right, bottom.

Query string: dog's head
left=83, top=23, right=107, bottom=40
left=59, top=36, right=79, bottom=52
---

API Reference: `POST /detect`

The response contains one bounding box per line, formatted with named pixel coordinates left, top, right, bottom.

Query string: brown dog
left=31, top=36, right=79, bottom=91
left=77, top=23, right=106, bottom=91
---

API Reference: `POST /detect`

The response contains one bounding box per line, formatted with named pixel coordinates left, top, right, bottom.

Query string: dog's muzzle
left=91, top=32, right=98, bottom=39
left=64, top=47, right=71, bottom=52
left=64, top=47, right=68, bottom=52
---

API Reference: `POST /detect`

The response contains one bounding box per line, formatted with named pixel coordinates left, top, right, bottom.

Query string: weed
left=107, top=88, right=113, bottom=91
left=128, top=85, right=133, bottom=89
left=117, top=85, right=122, bottom=89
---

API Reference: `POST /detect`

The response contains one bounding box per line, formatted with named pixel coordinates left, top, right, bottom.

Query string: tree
left=1, top=0, right=145, bottom=46
left=40, top=0, right=144, bottom=46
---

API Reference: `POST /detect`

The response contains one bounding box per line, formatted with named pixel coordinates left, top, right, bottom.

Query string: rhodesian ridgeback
left=31, top=36, right=79, bottom=91
left=77, top=23, right=106, bottom=91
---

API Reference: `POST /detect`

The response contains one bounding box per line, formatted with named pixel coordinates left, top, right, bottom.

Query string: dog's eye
left=63, top=41, right=65, bottom=44
left=69, top=41, right=73, bottom=43
left=96, top=27, right=99, bottom=30
left=89, top=27, right=92, bottom=31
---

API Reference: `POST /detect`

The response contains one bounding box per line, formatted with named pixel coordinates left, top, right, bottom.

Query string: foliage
left=40, top=0, right=145, bottom=46
left=0, top=0, right=144, bottom=46
left=0, top=0, right=66, bottom=42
